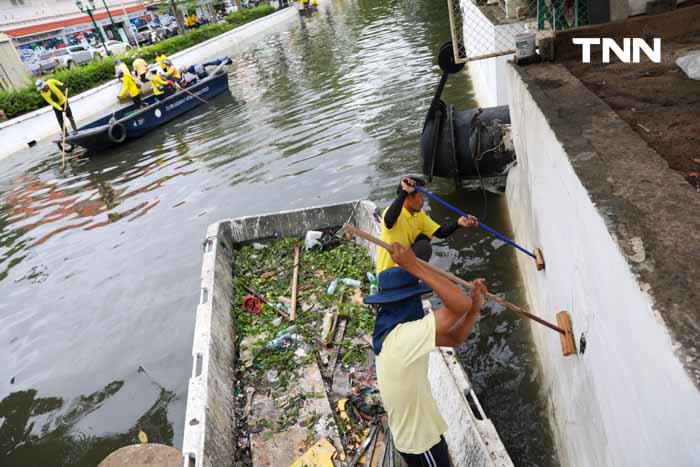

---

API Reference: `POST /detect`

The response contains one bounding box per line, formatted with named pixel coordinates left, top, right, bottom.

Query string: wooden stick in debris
left=290, top=244, right=301, bottom=321
left=325, top=318, right=346, bottom=380
left=343, top=224, right=566, bottom=336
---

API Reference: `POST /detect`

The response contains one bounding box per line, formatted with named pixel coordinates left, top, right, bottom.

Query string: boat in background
left=56, top=58, right=232, bottom=154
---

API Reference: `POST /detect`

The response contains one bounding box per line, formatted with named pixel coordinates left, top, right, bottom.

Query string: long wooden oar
left=172, top=81, right=208, bottom=104
left=343, top=224, right=565, bottom=335
left=61, top=88, right=70, bottom=171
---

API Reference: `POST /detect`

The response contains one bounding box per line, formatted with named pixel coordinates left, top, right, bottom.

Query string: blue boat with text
left=57, top=58, right=232, bottom=153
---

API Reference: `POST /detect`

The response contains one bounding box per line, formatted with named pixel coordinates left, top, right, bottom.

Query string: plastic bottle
left=341, top=278, right=361, bottom=287
left=326, top=278, right=338, bottom=296
left=366, top=272, right=378, bottom=295
left=266, top=333, right=299, bottom=350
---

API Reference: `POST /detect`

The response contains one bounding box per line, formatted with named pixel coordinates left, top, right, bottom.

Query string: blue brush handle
left=414, top=186, right=536, bottom=260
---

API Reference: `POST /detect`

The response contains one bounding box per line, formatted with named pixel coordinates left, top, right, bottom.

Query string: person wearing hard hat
left=156, top=54, right=168, bottom=72
left=132, top=57, right=148, bottom=83
left=114, top=59, right=130, bottom=77
left=116, top=69, right=146, bottom=109
left=36, top=79, right=77, bottom=134
left=148, top=67, right=173, bottom=101
left=163, top=59, right=181, bottom=83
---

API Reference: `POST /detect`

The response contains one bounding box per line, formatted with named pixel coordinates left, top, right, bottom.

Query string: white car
left=92, top=40, right=132, bottom=58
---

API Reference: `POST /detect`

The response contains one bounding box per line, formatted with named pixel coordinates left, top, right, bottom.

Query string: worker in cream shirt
left=365, top=243, right=487, bottom=466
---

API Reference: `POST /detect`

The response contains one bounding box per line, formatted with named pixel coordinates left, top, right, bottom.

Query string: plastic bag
left=304, top=230, right=323, bottom=250
left=676, top=51, right=700, bottom=80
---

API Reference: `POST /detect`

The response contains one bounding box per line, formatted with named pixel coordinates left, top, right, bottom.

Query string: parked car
left=158, top=17, right=180, bottom=38
left=38, top=45, right=93, bottom=73
left=92, top=40, right=131, bottom=58
left=134, top=24, right=155, bottom=45
left=19, top=49, right=42, bottom=75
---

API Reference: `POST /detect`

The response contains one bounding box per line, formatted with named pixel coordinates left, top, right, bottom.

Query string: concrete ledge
left=0, top=6, right=299, bottom=160
left=553, top=4, right=700, bottom=61
left=505, top=61, right=700, bottom=466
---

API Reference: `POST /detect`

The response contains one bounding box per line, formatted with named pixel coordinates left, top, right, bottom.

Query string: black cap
left=397, top=175, right=426, bottom=195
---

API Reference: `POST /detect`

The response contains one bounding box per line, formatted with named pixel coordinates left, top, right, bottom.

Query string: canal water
left=0, top=1, right=557, bottom=466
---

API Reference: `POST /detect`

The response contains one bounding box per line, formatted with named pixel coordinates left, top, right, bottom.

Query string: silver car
left=38, top=45, right=93, bottom=73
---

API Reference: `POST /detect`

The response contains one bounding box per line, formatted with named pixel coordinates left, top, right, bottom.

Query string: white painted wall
left=0, top=6, right=298, bottom=160
left=467, top=54, right=511, bottom=108
left=505, top=63, right=700, bottom=467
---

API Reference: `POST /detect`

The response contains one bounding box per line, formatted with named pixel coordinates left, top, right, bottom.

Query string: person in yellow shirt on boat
left=163, top=59, right=181, bottom=84
left=114, top=59, right=130, bottom=77
left=376, top=176, right=478, bottom=274
left=116, top=69, right=146, bottom=109
left=156, top=54, right=168, bottom=72
left=36, top=79, right=78, bottom=133
left=365, top=244, right=487, bottom=466
left=132, top=57, right=148, bottom=83
left=148, top=68, right=173, bottom=101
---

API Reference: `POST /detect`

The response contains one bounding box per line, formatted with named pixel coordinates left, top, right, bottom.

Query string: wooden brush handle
left=343, top=224, right=565, bottom=335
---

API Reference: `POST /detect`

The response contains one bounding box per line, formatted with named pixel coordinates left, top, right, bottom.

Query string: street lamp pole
left=100, top=0, right=119, bottom=40
left=120, top=0, right=139, bottom=48
left=76, top=0, right=110, bottom=57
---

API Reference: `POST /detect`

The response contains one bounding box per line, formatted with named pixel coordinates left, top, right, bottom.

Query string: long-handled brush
left=344, top=224, right=575, bottom=356
left=412, top=186, right=546, bottom=271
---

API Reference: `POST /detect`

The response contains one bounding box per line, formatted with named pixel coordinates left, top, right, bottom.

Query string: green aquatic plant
left=232, top=237, right=376, bottom=397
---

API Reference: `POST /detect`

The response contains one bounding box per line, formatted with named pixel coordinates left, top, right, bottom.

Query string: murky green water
left=0, top=1, right=557, bottom=465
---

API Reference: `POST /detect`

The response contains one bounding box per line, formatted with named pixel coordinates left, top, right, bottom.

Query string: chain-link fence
left=448, top=0, right=589, bottom=63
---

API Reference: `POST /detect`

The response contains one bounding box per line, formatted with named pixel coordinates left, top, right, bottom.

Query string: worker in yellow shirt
left=36, top=79, right=77, bottom=133
left=116, top=69, right=146, bottom=109
left=148, top=68, right=173, bottom=101
left=114, top=59, right=130, bottom=76
left=375, top=176, right=478, bottom=273
left=163, top=59, right=181, bottom=84
left=156, top=54, right=168, bottom=72
left=132, top=57, right=148, bottom=83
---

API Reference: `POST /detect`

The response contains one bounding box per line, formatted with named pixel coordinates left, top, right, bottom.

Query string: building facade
left=0, top=0, right=150, bottom=74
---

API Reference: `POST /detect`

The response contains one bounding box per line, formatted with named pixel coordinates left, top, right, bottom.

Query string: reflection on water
left=0, top=379, right=175, bottom=467
left=0, top=0, right=557, bottom=465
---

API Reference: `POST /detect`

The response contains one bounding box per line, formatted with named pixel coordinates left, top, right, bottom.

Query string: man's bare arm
left=389, top=243, right=485, bottom=346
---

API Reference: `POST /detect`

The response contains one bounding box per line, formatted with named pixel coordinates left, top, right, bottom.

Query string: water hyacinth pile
left=232, top=236, right=376, bottom=395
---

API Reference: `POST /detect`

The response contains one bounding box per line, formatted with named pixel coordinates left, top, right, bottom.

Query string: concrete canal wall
left=461, top=3, right=700, bottom=464
left=503, top=63, right=700, bottom=467
left=0, top=6, right=299, bottom=161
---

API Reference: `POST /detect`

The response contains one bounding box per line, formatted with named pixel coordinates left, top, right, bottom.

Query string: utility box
left=0, top=33, right=31, bottom=92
